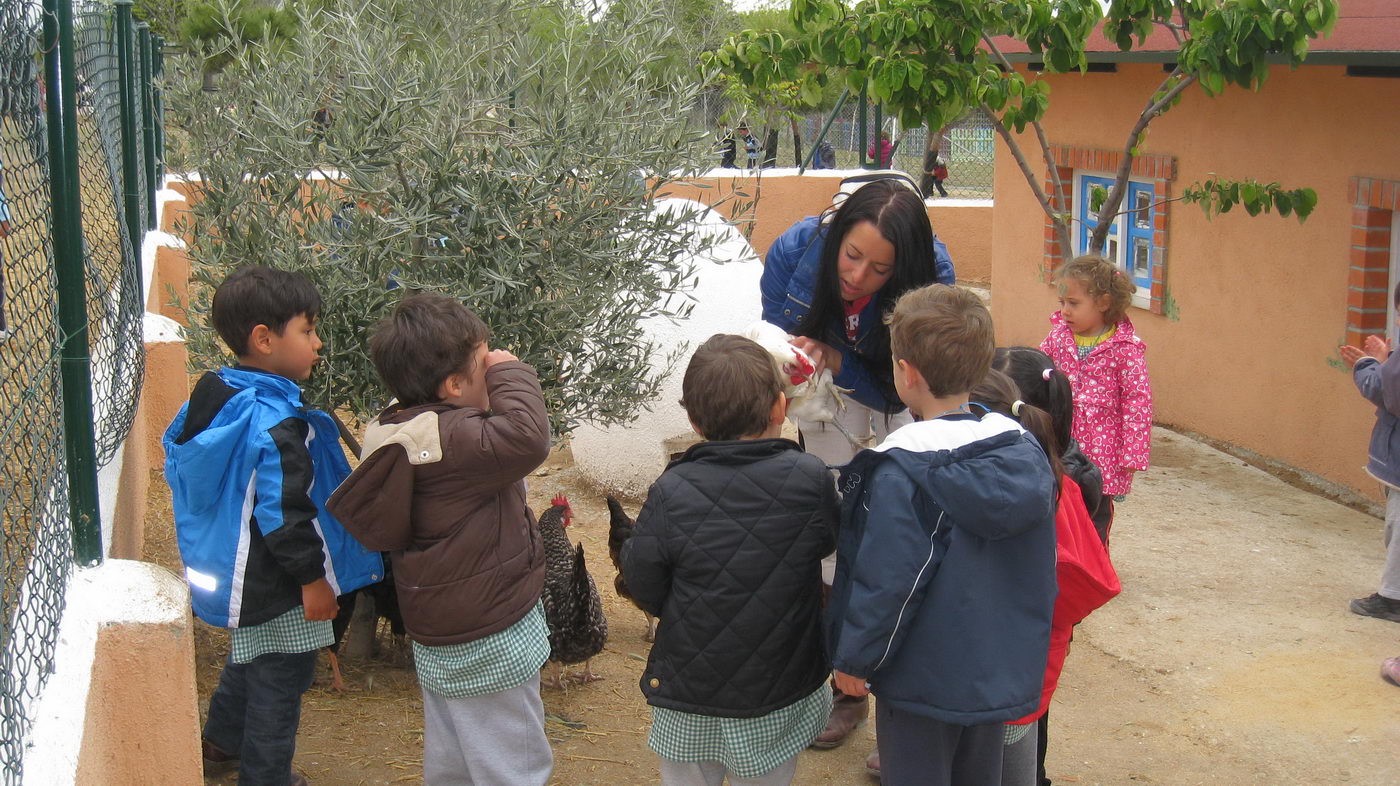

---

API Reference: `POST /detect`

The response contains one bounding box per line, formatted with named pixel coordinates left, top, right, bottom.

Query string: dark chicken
left=538, top=494, right=607, bottom=687
left=606, top=495, right=656, bottom=642
left=326, top=557, right=405, bottom=691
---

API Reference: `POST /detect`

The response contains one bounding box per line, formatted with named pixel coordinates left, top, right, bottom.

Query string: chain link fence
left=0, top=0, right=156, bottom=780
left=698, top=95, right=997, bottom=199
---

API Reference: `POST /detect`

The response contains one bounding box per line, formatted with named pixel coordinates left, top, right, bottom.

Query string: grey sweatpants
left=658, top=756, right=797, bottom=786
left=421, top=674, right=553, bottom=786
left=999, top=720, right=1039, bottom=786
left=1382, top=488, right=1400, bottom=599
left=874, top=700, right=1004, bottom=786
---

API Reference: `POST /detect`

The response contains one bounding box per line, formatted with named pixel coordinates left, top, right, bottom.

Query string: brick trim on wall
left=1346, top=177, right=1400, bottom=347
left=1044, top=145, right=1177, bottom=315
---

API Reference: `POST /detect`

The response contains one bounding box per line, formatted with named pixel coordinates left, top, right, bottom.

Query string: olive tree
left=714, top=0, right=1336, bottom=255
left=170, top=0, right=719, bottom=436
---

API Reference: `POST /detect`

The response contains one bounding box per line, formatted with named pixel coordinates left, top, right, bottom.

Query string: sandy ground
left=144, top=426, right=1400, bottom=785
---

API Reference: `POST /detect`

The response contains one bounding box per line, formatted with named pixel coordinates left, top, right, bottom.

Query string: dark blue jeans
left=203, top=649, right=318, bottom=786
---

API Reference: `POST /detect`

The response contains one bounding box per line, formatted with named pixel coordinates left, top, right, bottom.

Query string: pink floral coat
left=1040, top=313, right=1153, bottom=496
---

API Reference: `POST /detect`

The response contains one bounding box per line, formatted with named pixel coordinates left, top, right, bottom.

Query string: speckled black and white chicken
left=537, top=494, right=608, bottom=688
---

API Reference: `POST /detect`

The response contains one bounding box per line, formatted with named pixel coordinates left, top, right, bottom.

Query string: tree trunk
left=762, top=128, right=779, bottom=169
left=920, top=126, right=946, bottom=196
left=790, top=117, right=803, bottom=168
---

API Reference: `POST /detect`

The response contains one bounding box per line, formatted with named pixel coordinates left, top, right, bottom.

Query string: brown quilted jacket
left=327, top=362, right=550, bottom=646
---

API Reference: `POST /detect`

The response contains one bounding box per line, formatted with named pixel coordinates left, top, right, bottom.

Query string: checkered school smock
left=412, top=602, right=550, bottom=699
left=228, top=605, right=333, bottom=664
left=649, top=685, right=832, bottom=778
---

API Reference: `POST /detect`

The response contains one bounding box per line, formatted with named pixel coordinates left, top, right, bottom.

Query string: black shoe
left=1349, top=593, right=1400, bottom=622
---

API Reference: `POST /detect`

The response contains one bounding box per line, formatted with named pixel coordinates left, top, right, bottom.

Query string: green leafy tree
left=178, top=0, right=300, bottom=89
left=168, top=0, right=717, bottom=436
left=715, top=0, right=1335, bottom=254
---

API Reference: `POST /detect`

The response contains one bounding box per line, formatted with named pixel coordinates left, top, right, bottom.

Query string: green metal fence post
left=114, top=0, right=142, bottom=257
left=43, top=0, right=104, bottom=565
left=799, top=88, right=850, bottom=173
left=152, top=35, right=165, bottom=183
left=137, top=23, right=156, bottom=229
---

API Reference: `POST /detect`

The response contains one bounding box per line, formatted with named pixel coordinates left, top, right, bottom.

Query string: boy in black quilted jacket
left=621, top=334, right=839, bottom=786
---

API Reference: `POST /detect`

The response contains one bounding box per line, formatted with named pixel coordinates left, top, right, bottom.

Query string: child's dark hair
left=971, top=369, right=1063, bottom=491
left=211, top=265, right=322, bottom=356
left=887, top=284, right=993, bottom=397
left=680, top=334, right=783, bottom=441
left=1055, top=255, right=1136, bottom=325
left=800, top=178, right=939, bottom=414
left=993, top=346, right=1073, bottom=455
left=369, top=292, right=490, bottom=407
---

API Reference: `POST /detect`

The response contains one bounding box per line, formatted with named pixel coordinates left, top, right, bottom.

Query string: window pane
left=1133, top=191, right=1152, bottom=229
left=1133, top=237, right=1150, bottom=278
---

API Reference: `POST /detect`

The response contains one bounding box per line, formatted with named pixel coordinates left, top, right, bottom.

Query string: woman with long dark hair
left=759, top=175, right=955, bottom=753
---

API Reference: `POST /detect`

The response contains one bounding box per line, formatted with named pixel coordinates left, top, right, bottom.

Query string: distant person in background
left=867, top=131, right=893, bottom=168
left=1339, top=289, right=1400, bottom=625
left=930, top=155, right=950, bottom=198
left=737, top=123, right=759, bottom=170
left=716, top=122, right=736, bottom=169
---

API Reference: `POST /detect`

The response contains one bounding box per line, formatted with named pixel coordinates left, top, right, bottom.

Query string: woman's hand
left=790, top=336, right=842, bottom=376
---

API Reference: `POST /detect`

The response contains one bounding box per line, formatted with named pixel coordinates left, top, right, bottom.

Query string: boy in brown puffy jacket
left=328, top=292, right=553, bottom=785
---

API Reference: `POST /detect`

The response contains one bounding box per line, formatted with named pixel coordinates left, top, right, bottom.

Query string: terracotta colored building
left=990, top=3, right=1400, bottom=499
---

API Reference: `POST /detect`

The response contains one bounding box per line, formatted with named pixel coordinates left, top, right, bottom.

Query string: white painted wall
left=570, top=198, right=765, bottom=497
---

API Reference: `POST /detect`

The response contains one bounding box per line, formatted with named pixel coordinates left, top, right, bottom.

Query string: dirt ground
left=143, top=426, right=1400, bottom=785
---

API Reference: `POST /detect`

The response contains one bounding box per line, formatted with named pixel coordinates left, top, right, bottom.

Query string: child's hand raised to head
left=301, top=578, right=339, bottom=621
left=485, top=349, right=518, bottom=368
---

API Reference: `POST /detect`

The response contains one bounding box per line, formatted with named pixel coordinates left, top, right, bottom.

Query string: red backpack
left=1010, top=475, right=1121, bottom=724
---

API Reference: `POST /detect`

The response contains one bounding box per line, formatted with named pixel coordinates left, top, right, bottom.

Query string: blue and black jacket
left=163, top=366, right=382, bottom=628
left=828, top=412, right=1057, bottom=725
left=760, top=215, right=956, bottom=411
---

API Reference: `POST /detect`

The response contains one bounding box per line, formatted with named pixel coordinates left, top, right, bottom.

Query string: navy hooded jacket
left=828, top=412, right=1057, bottom=725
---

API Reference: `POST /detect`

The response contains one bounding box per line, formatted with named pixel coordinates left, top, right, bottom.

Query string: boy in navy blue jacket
left=164, top=266, right=382, bottom=786
left=827, top=284, right=1057, bottom=786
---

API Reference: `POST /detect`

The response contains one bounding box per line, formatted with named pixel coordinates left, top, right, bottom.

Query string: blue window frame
left=1078, top=174, right=1156, bottom=297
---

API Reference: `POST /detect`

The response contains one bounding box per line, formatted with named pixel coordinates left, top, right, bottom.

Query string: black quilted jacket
left=620, top=438, right=838, bottom=718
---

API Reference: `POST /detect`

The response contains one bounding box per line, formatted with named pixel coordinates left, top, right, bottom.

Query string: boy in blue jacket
left=163, top=266, right=382, bottom=786
left=827, top=284, right=1057, bottom=786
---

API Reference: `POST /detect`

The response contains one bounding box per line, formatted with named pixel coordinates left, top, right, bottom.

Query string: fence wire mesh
left=75, top=0, right=145, bottom=464
left=0, top=0, right=150, bottom=780
left=696, top=94, right=997, bottom=199
left=0, top=1, right=76, bottom=780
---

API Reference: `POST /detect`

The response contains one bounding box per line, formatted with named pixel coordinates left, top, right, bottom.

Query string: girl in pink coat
left=1040, top=255, right=1153, bottom=498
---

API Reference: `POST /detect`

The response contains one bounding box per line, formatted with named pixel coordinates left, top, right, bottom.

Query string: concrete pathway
left=1035, top=427, right=1399, bottom=785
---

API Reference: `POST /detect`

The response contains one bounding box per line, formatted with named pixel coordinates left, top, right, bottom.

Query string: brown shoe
left=864, top=747, right=880, bottom=779
left=810, top=691, right=869, bottom=749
